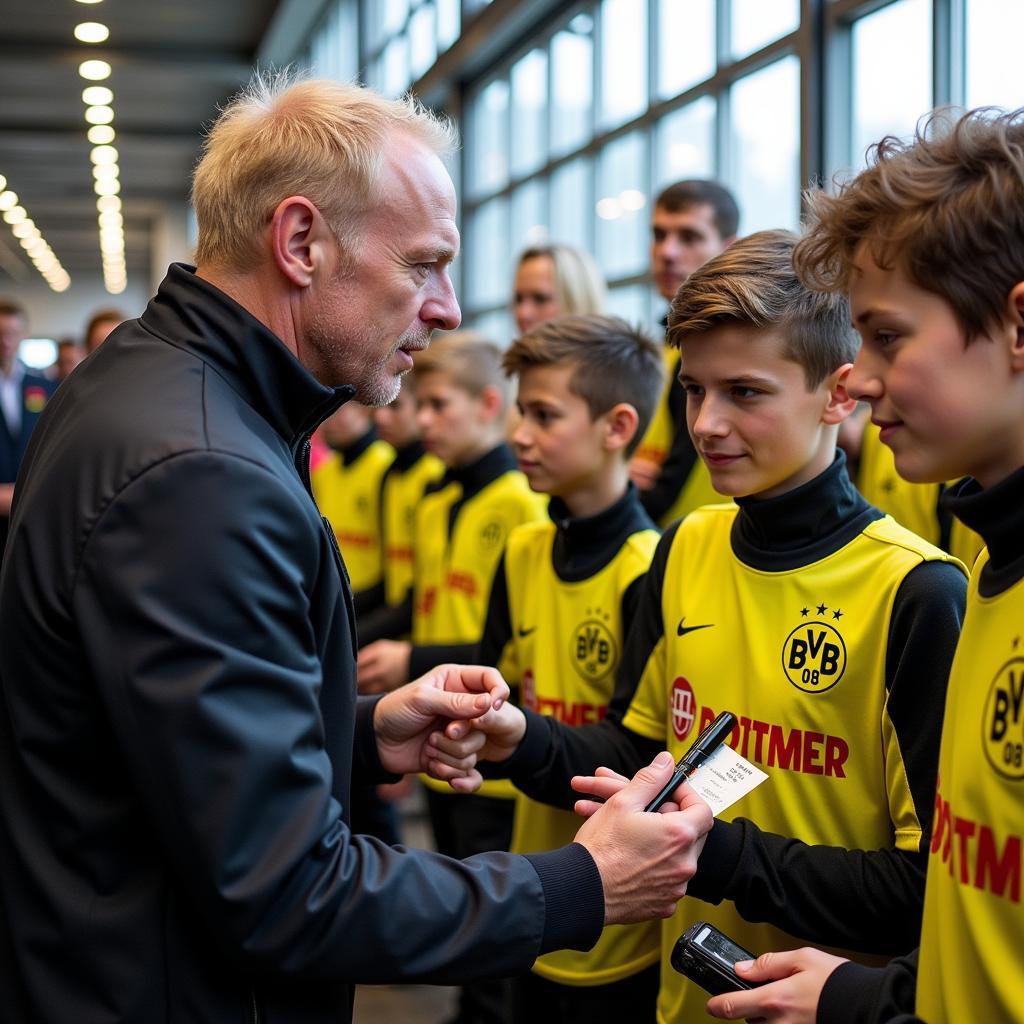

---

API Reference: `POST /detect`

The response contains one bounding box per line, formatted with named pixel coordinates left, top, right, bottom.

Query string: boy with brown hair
left=432, top=231, right=967, bottom=1024
left=480, top=314, right=664, bottom=1022
left=706, top=108, right=1024, bottom=1024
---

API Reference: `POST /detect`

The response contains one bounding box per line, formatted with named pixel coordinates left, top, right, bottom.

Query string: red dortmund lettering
left=974, top=827, right=1022, bottom=903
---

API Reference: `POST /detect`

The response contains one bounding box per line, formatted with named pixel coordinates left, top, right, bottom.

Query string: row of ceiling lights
left=74, top=2, right=126, bottom=295
left=0, top=176, right=72, bottom=292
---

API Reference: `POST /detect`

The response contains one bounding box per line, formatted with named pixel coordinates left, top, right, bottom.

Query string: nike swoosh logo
left=518, top=626, right=536, bottom=638
left=677, top=619, right=714, bottom=637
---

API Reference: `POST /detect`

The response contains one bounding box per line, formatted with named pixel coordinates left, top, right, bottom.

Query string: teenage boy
left=361, top=332, right=546, bottom=1024
left=431, top=231, right=967, bottom=1024
left=631, top=179, right=738, bottom=526
left=355, top=379, right=444, bottom=645
left=478, top=315, right=664, bottom=1022
left=312, top=400, right=395, bottom=598
left=704, top=108, right=1024, bottom=1024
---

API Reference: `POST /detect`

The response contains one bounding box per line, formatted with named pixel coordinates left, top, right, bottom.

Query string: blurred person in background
left=512, top=243, right=606, bottom=336
left=55, top=339, right=86, bottom=383
left=84, top=306, right=126, bottom=353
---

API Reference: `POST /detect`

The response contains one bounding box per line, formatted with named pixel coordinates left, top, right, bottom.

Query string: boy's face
left=373, top=385, right=421, bottom=449
left=415, top=370, right=494, bottom=468
left=511, top=363, right=609, bottom=498
left=321, top=401, right=372, bottom=450
left=680, top=325, right=848, bottom=500
left=847, top=250, right=1024, bottom=487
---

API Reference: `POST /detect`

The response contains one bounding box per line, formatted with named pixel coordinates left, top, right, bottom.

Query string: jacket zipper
left=249, top=988, right=260, bottom=1024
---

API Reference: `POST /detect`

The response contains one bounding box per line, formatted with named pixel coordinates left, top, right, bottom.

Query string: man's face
left=0, top=313, right=27, bottom=369
left=681, top=325, right=844, bottom=500
left=57, top=344, right=85, bottom=381
left=305, top=133, right=461, bottom=404
left=651, top=203, right=729, bottom=302
left=511, top=363, right=611, bottom=499
left=848, top=248, right=1024, bottom=488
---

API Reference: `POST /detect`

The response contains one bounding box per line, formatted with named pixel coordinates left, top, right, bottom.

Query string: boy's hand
left=423, top=701, right=528, bottom=783
left=373, top=664, right=509, bottom=781
left=571, top=765, right=687, bottom=817
left=357, top=640, right=411, bottom=693
left=573, top=752, right=713, bottom=924
left=705, top=948, right=848, bottom=1022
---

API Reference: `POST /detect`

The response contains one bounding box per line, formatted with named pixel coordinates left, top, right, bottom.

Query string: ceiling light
left=85, top=105, right=114, bottom=125
left=11, top=221, right=35, bottom=238
left=3, top=206, right=27, bottom=225
left=0, top=182, right=70, bottom=291
left=0, top=175, right=5, bottom=192
left=0, top=190, right=17, bottom=210
left=98, top=211, right=122, bottom=228
left=74, top=22, right=110, bottom=43
left=75, top=1, right=105, bottom=5
left=90, top=145, right=118, bottom=165
left=96, top=195, right=121, bottom=213
left=87, top=124, right=115, bottom=145
left=82, top=86, right=113, bottom=106
left=94, top=178, right=120, bottom=196
left=79, top=59, right=111, bottom=81
left=93, top=163, right=119, bottom=181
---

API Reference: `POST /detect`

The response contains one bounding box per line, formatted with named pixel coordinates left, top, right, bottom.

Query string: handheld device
left=671, top=920, right=762, bottom=997
left=644, top=710, right=736, bottom=812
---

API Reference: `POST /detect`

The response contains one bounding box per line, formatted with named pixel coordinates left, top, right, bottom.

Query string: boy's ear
left=476, top=384, right=505, bottom=424
left=1006, top=282, right=1024, bottom=370
left=820, top=363, right=859, bottom=426
left=602, top=402, right=640, bottom=453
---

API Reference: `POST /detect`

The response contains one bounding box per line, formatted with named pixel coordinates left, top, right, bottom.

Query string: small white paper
left=686, top=744, right=768, bottom=816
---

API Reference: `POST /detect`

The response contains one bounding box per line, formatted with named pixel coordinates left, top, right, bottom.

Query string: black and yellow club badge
left=479, top=518, right=506, bottom=552
left=982, top=653, right=1024, bottom=780
left=781, top=602, right=847, bottom=694
left=571, top=606, right=617, bottom=681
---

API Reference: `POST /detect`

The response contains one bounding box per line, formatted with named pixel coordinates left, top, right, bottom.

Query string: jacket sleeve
left=639, top=376, right=696, bottom=522
left=72, top=450, right=603, bottom=981
left=686, top=561, right=966, bottom=955
left=482, top=533, right=673, bottom=807
left=816, top=951, right=920, bottom=1023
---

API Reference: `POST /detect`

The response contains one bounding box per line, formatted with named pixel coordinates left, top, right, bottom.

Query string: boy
left=362, top=332, right=546, bottom=1024
left=312, top=400, right=394, bottom=598
left=355, top=378, right=444, bottom=645
left=433, top=231, right=967, bottom=1024
left=707, top=109, right=1024, bottom=1024
left=479, top=315, right=664, bottom=1022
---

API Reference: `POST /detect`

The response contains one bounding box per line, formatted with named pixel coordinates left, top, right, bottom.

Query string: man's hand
left=573, top=752, right=713, bottom=925
left=628, top=455, right=661, bottom=492
left=570, top=764, right=689, bottom=817
left=373, top=664, right=509, bottom=781
left=357, top=639, right=411, bottom=693
left=705, top=948, right=848, bottom=1022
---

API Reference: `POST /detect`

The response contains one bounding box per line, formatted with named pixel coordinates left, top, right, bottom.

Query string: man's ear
left=269, top=196, right=331, bottom=288
left=603, top=402, right=640, bottom=453
left=820, top=363, right=859, bottom=426
left=1007, top=282, right=1024, bottom=371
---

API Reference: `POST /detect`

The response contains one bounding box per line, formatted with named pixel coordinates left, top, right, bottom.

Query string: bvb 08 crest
left=781, top=616, right=847, bottom=694
left=982, top=656, right=1024, bottom=780
left=571, top=608, right=617, bottom=681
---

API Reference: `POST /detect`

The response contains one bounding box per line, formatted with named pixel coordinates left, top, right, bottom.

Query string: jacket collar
left=140, top=264, right=353, bottom=449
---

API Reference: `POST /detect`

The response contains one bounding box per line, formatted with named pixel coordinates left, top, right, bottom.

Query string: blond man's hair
left=794, top=107, right=1024, bottom=341
left=503, top=314, right=663, bottom=457
left=669, top=229, right=857, bottom=388
left=192, top=73, right=456, bottom=270
left=516, top=244, right=606, bottom=318
left=413, top=332, right=512, bottom=411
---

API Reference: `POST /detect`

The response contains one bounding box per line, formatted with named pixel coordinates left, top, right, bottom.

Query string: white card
left=686, top=744, right=768, bottom=816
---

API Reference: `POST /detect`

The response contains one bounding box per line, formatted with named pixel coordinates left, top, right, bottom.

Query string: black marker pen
left=645, top=711, right=737, bottom=812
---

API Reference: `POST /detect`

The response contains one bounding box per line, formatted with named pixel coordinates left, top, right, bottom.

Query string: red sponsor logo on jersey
left=386, top=544, right=414, bottom=563
left=931, top=773, right=1022, bottom=903
left=416, top=586, right=437, bottom=617
left=336, top=530, right=375, bottom=548
left=696, top=705, right=850, bottom=778
left=445, top=569, right=478, bottom=596
left=672, top=677, right=697, bottom=741
left=521, top=669, right=536, bottom=711
left=534, top=697, right=607, bottom=726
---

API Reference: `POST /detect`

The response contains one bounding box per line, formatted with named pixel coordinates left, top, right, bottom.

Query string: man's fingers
left=570, top=773, right=630, bottom=800
left=734, top=950, right=801, bottom=982
left=605, top=751, right=677, bottom=811
left=706, top=984, right=773, bottom=1020
left=573, top=798, right=606, bottom=818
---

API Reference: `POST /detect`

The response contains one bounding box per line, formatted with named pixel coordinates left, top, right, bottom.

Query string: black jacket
left=0, top=264, right=603, bottom=1024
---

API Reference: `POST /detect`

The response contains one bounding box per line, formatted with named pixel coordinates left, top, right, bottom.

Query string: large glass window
left=851, top=0, right=932, bottom=168
left=657, top=0, right=715, bottom=99
left=599, top=0, right=648, bottom=129
left=551, top=20, right=594, bottom=158
left=731, top=0, right=799, bottom=59
left=655, top=97, right=716, bottom=189
left=466, top=197, right=509, bottom=310
left=966, top=0, right=1024, bottom=109
left=467, top=79, right=510, bottom=199
left=596, top=132, right=648, bottom=279
left=729, top=56, right=800, bottom=233
left=510, top=49, right=548, bottom=178
left=510, top=179, right=548, bottom=256
left=550, top=158, right=592, bottom=251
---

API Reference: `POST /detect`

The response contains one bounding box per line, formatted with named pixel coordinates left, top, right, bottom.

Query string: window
left=551, top=21, right=594, bottom=158
left=550, top=158, right=592, bottom=251
left=731, top=0, right=799, bottom=59
left=657, top=0, right=715, bottom=99
left=599, top=0, right=648, bottom=129
left=655, top=97, right=716, bottom=189
left=966, top=0, right=1024, bottom=109
left=467, top=79, right=510, bottom=199
left=510, top=49, right=548, bottom=178
left=596, top=132, right=647, bottom=279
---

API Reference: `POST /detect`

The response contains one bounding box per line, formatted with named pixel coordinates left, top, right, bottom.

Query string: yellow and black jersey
left=857, top=421, right=984, bottom=569
left=311, top=429, right=395, bottom=594
left=635, top=342, right=727, bottom=527
left=381, top=442, right=444, bottom=608
left=488, top=455, right=966, bottom=1024
left=619, top=458, right=966, bottom=1024
left=412, top=445, right=546, bottom=797
left=912, top=474, right=1024, bottom=1023
left=478, top=486, right=659, bottom=986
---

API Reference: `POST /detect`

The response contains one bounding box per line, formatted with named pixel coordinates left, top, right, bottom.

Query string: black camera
left=671, top=921, right=763, bottom=997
